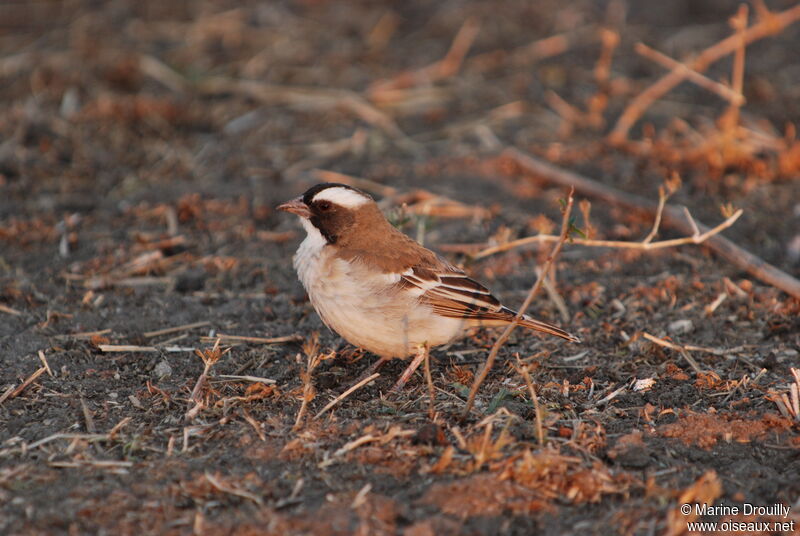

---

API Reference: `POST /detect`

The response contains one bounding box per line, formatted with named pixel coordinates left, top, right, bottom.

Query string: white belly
left=293, top=228, right=463, bottom=357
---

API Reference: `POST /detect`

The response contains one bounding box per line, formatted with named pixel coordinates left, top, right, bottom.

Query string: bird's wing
left=400, top=266, right=504, bottom=317
left=399, top=263, right=579, bottom=342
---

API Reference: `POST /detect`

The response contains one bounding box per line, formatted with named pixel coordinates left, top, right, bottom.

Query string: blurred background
left=2, top=0, right=799, bottom=218
left=2, top=2, right=800, bottom=534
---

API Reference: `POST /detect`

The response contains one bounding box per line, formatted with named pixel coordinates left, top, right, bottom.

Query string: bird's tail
left=502, top=307, right=580, bottom=342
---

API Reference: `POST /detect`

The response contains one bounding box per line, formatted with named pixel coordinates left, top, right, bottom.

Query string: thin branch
left=0, top=367, right=46, bottom=404
left=513, top=357, right=545, bottom=446
left=143, top=321, right=210, bottom=339
left=198, top=77, right=407, bottom=140
left=205, top=472, right=263, bottom=505
left=368, top=17, right=480, bottom=95
left=294, top=334, right=322, bottom=430
left=683, top=207, right=701, bottom=237
left=314, top=373, right=380, bottom=419
left=0, top=304, right=22, bottom=316
left=473, top=208, right=742, bottom=259
left=499, top=147, right=800, bottom=299
left=609, top=3, right=800, bottom=143
left=634, top=42, right=744, bottom=105
left=422, top=345, right=436, bottom=421
left=643, top=186, right=669, bottom=244
left=642, top=332, right=703, bottom=373
left=727, top=4, right=749, bottom=126
left=463, top=188, right=575, bottom=416
left=200, top=333, right=302, bottom=345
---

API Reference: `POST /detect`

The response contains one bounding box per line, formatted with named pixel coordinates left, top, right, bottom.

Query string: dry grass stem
left=200, top=77, right=407, bottom=140
left=37, top=350, right=53, bottom=377
left=641, top=332, right=748, bottom=356
left=609, top=3, right=800, bottom=143
left=368, top=17, right=480, bottom=95
left=594, top=28, right=619, bottom=88
left=50, top=460, right=133, bottom=469
left=726, top=4, right=749, bottom=128
left=643, top=185, right=670, bottom=244
left=139, top=54, right=188, bottom=93
left=0, top=367, right=46, bottom=404
left=513, top=357, right=545, bottom=446
left=776, top=368, right=800, bottom=420
left=143, top=321, right=210, bottom=338
left=463, top=188, right=575, bottom=415
left=474, top=208, right=742, bottom=259
left=200, top=334, right=302, bottom=345
left=293, top=333, right=322, bottom=430
left=502, top=147, right=800, bottom=299
left=0, top=304, right=22, bottom=316
left=99, top=344, right=193, bottom=353
left=216, top=375, right=276, bottom=385
left=241, top=409, right=266, bottom=442
left=704, top=292, right=728, bottom=316
left=634, top=43, right=745, bottom=105
left=421, top=345, right=435, bottom=420
left=53, top=329, right=112, bottom=340
left=185, top=339, right=229, bottom=421
left=642, top=333, right=704, bottom=373
left=539, top=268, right=570, bottom=323
left=205, top=471, right=263, bottom=505
left=467, top=26, right=595, bottom=73
left=314, top=373, right=380, bottom=420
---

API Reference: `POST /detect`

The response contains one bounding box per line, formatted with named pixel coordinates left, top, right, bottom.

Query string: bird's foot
left=391, top=345, right=428, bottom=392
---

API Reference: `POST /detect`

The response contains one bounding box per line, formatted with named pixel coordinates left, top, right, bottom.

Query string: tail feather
left=503, top=307, right=580, bottom=343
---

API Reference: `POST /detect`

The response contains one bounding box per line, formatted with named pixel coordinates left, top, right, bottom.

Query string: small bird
left=279, top=183, right=578, bottom=386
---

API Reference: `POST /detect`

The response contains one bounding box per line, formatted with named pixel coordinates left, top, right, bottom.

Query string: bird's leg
left=355, top=355, right=391, bottom=383
left=392, top=345, right=428, bottom=391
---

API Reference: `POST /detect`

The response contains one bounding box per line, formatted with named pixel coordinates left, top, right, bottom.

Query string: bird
left=278, top=182, right=578, bottom=387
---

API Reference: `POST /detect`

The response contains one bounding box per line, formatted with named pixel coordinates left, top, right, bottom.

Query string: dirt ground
left=2, top=1, right=800, bottom=534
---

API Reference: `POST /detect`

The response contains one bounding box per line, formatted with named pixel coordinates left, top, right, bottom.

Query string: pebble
left=154, top=359, right=173, bottom=378
left=668, top=319, right=694, bottom=335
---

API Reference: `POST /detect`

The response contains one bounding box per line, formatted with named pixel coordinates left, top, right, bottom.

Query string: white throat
left=293, top=217, right=328, bottom=288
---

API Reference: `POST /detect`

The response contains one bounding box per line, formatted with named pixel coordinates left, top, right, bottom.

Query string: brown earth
left=1, top=1, right=799, bottom=534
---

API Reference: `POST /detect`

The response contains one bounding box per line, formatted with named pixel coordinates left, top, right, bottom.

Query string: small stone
left=154, top=359, right=172, bottom=378
left=668, top=319, right=694, bottom=335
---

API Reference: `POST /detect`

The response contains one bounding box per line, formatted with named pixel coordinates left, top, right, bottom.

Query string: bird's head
left=278, top=183, right=376, bottom=244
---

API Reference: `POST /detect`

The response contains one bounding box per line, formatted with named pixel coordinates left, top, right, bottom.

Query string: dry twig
left=185, top=339, right=229, bottom=421
left=314, top=373, right=380, bottom=420
left=642, top=332, right=703, bottom=374
left=293, top=334, right=323, bottom=430
left=463, top=188, right=575, bottom=415
left=0, top=304, right=22, bottom=316
left=144, top=321, right=210, bottom=338
left=205, top=471, right=263, bottom=505
left=368, top=17, right=480, bottom=96
left=634, top=43, right=744, bottom=105
left=499, top=147, right=800, bottom=299
left=199, top=77, right=407, bottom=140
left=512, top=356, right=545, bottom=446
left=200, top=333, right=302, bottom=345
left=609, top=3, right=800, bottom=143
left=474, top=205, right=742, bottom=259
left=0, top=367, right=46, bottom=404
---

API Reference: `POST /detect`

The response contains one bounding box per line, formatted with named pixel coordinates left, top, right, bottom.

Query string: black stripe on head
left=301, top=183, right=371, bottom=206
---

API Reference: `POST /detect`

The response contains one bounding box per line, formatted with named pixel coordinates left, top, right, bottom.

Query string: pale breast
left=294, top=239, right=464, bottom=357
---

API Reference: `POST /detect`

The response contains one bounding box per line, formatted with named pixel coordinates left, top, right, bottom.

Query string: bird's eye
left=317, top=201, right=332, bottom=211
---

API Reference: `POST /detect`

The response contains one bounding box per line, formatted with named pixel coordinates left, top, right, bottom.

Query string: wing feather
left=398, top=264, right=578, bottom=342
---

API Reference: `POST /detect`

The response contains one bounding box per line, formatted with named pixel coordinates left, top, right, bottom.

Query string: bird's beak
left=277, top=197, right=311, bottom=219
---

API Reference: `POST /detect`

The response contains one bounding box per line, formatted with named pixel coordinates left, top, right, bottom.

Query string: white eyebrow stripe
left=312, top=187, right=370, bottom=208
